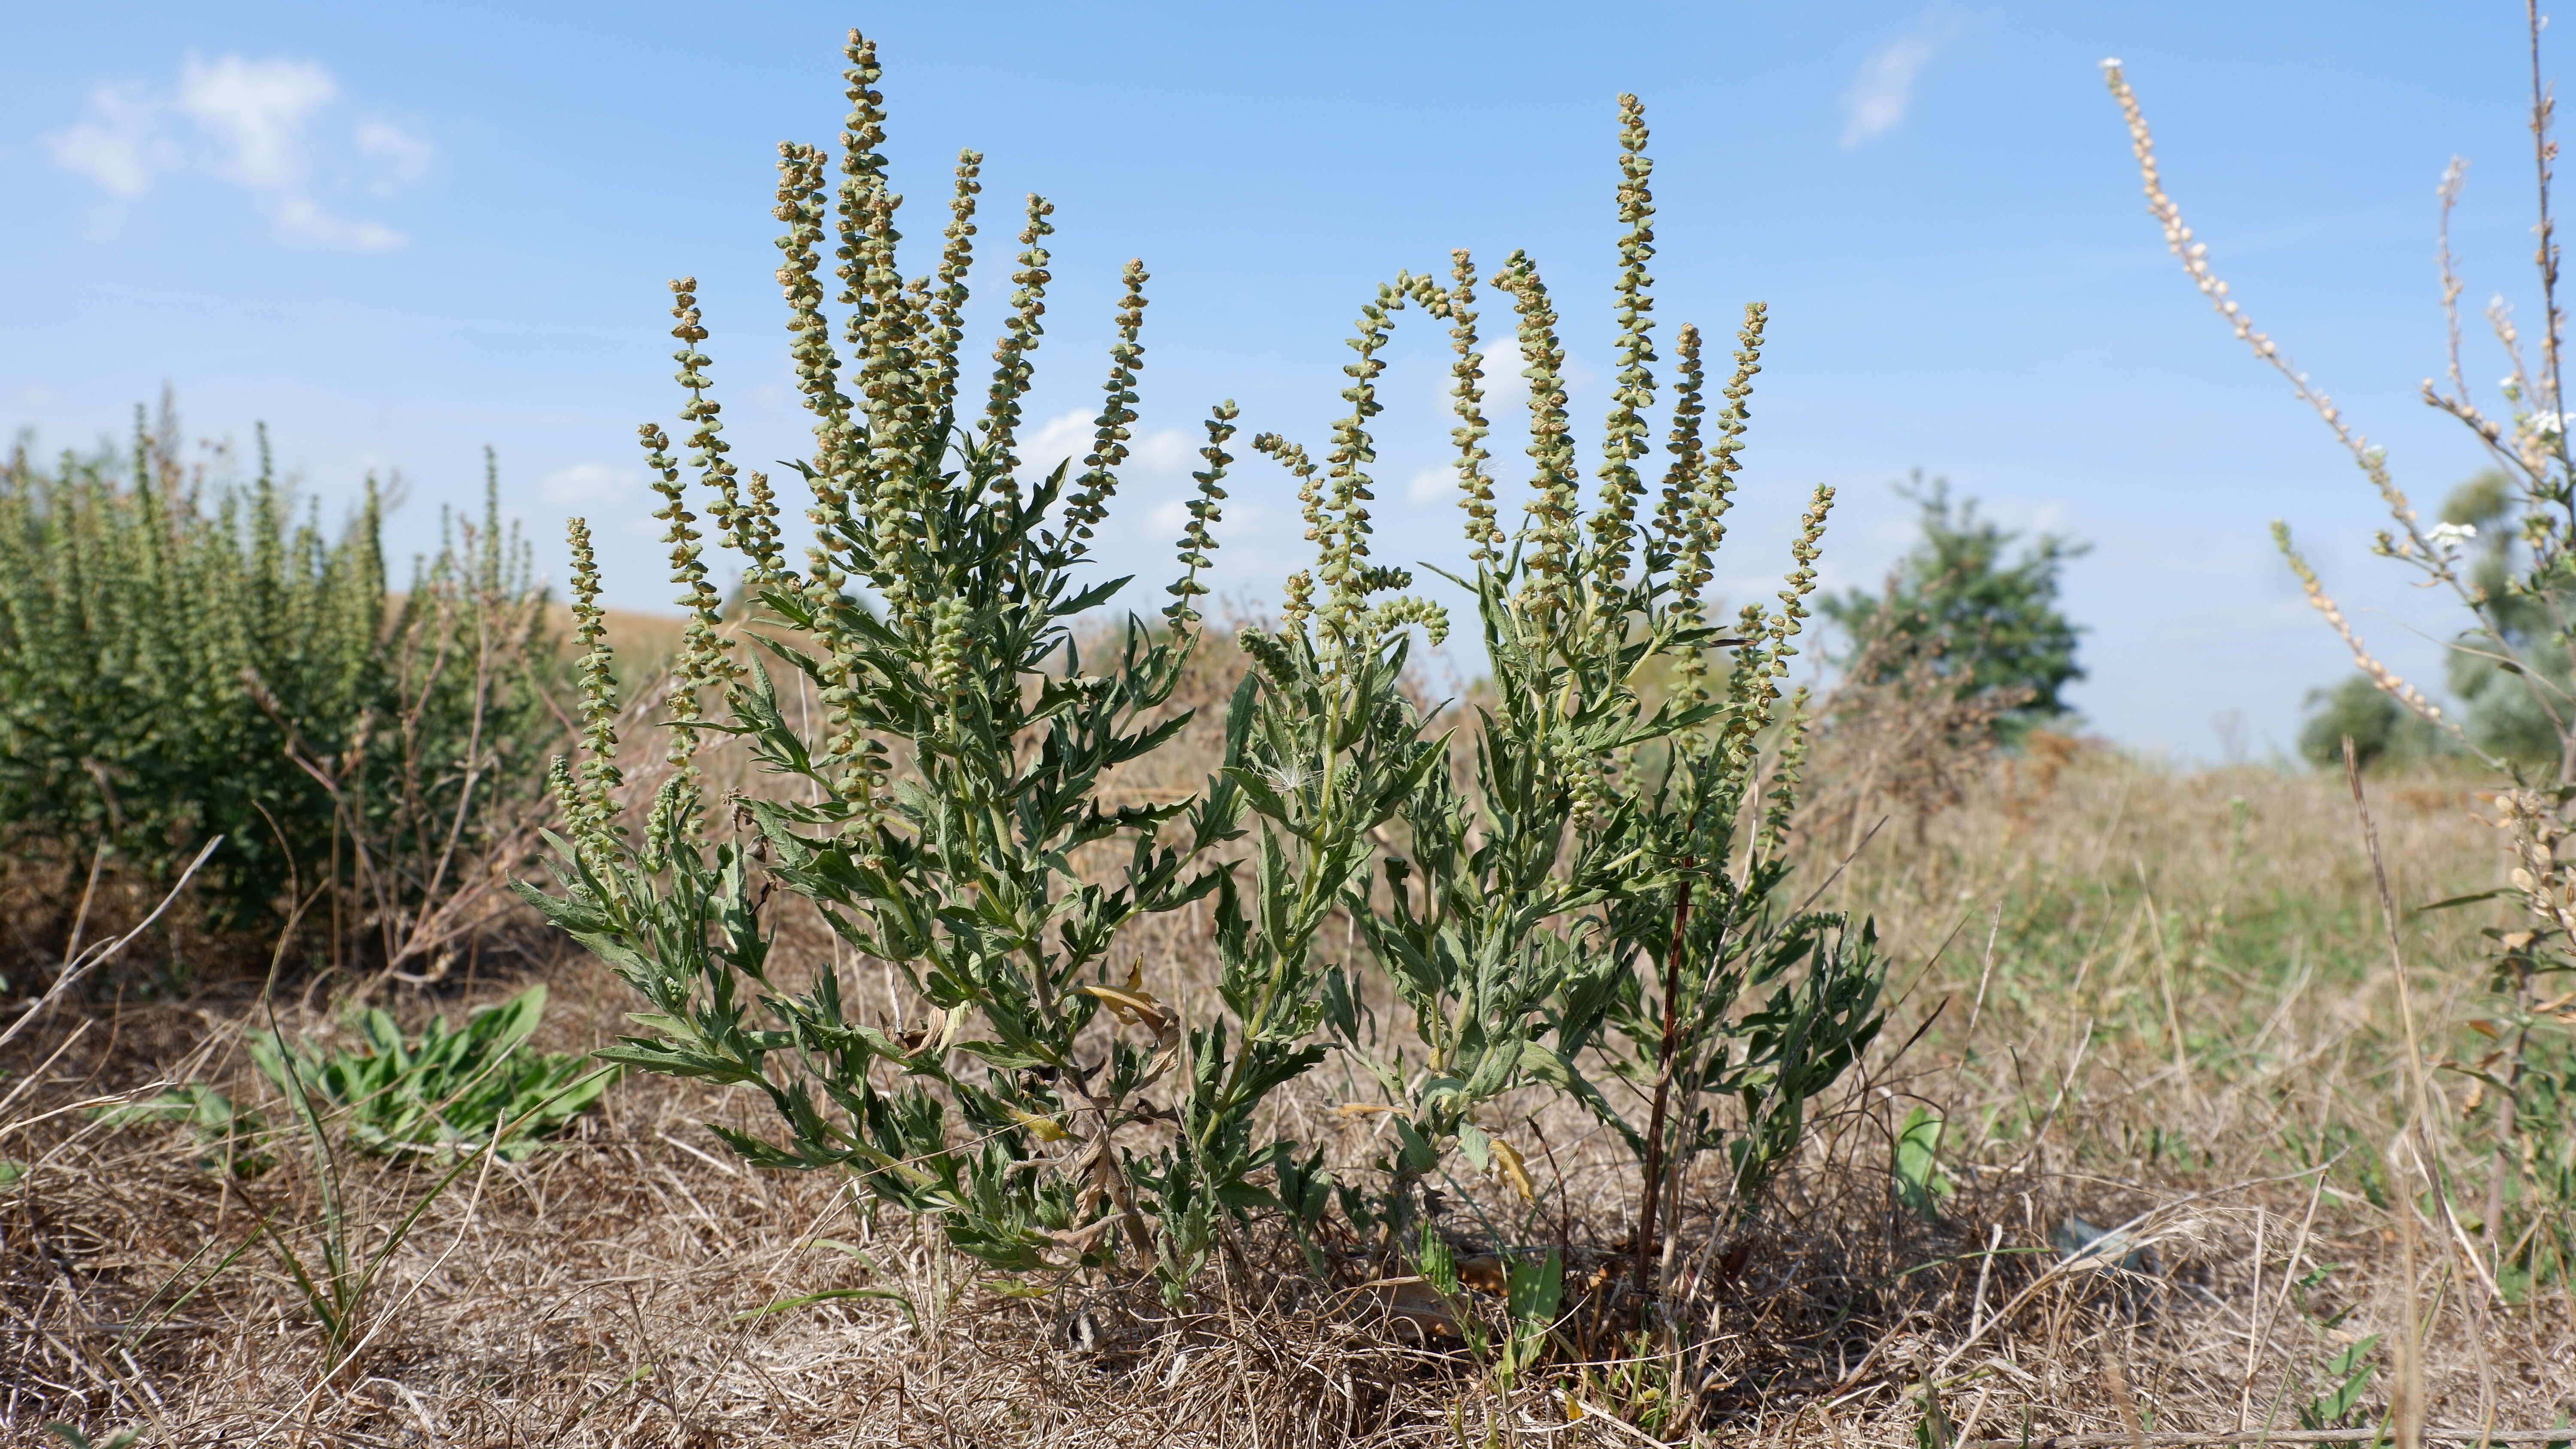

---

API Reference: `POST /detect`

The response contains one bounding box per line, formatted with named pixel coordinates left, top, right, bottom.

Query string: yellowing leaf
left=1490, top=1137, right=1537, bottom=1203
left=1081, top=985, right=1173, bottom=1034
left=1009, top=1109, right=1070, bottom=1142
left=1083, top=984, right=1156, bottom=1014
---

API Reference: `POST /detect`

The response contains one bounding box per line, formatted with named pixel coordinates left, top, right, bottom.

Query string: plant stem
left=2485, top=952, right=2530, bottom=1285
left=1635, top=862, right=1692, bottom=1323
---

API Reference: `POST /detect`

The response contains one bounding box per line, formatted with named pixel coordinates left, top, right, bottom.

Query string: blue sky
left=1, top=1, right=2551, bottom=758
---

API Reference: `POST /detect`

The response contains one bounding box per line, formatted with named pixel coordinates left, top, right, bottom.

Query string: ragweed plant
left=0, top=401, right=556, bottom=957
left=526, top=32, right=1886, bottom=1312
left=1172, top=585, right=1449, bottom=1287
left=1250, top=97, right=1885, bottom=1290
left=521, top=31, right=1296, bottom=1289
left=0, top=410, right=386, bottom=924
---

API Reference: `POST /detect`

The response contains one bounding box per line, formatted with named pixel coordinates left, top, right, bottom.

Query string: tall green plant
left=1238, top=98, right=1885, bottom=1296
left=526, top=30, right=1885, bottom=1310
left=1160, top=564, right=1448, bottom=1289
left=521, top=33, right=1280, bottom=1288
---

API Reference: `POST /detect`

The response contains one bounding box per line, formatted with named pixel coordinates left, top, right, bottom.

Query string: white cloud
left=44, top=52, right=427, bottom=250
left=1130, top=427, right=1197, bottom=474
left=1020, top=410, right=1096, bottom=480
left=1151, top=494, right=1270, bottom=543
left=355, top=118, right=433, bottom=192
left=1017, top=408, right=1194, bottom=483
left=46, top=82, right=169, bottom=197
left=273, top=194, right=404, bottom=251
left=1476, top=348, right=1532, bottom=418
left=178, top=54, right=334, bottom=190
left=1453, top=330, right=1598, bottom=428
left=541, top=461, right=629, bottom=505
left=1840, top=17, right=1960, bottom=148
left=1407, top=466, right=1454, bottom=505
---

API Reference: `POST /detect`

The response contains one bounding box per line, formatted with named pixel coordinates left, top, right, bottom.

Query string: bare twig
left=0, top=837, right=220, bottom=1058
left=2342, top=737, right=2428, bottom=1449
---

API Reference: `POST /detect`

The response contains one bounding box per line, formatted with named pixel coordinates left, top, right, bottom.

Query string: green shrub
left=2296, top=672, right=2446, bottom=770
left=2430, top=470, right=2573, bottom=765
left=1818, top=474, right=2086, bottom=743
left=2294, top=468, right=2576, bottom=771
left=0, top=408, right=559, bottom=949
left=525, top=27, right=1884, bottom=1314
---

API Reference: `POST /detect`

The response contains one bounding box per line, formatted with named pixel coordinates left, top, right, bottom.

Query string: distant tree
left=2290, top=471, right=2570, bottom=771
left=1819, top=474, right=2088, bottom=743
left=2297, top=673, right=2446, bottom=770
left=2438, top=470, right=2572, bottom=766
left=2297, top=470, right=2576, bottom=771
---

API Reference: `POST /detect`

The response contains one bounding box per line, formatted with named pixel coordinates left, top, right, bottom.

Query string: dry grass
left=4, top=682, right=2572, bottom=1445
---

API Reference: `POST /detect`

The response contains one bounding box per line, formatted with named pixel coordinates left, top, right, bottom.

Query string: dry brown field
left=3, top=632, right=2569, bottom=1446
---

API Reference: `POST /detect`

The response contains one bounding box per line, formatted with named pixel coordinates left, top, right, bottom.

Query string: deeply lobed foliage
left=523, top=28, right=1884, bottom=1314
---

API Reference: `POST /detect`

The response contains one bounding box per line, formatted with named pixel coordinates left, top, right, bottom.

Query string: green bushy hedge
left=0, top=409, right=559, bottom=941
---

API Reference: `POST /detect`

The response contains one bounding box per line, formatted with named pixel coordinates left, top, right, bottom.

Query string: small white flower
left=2100, top=56, right=2123, bottom=69
left=2427, top=521, right=2481, bottom=560
left=2528, top=410, right=2565, bottom=437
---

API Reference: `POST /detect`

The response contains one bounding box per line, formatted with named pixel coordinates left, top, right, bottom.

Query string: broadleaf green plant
left=2296, top=1332, right=2384, bottom=1431
left=248, top=983, right=610, bottom=1161
left=1891, top=1106, right=1953, bottom=1222
left=1413, top=1226, right=1564, bottom=1393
